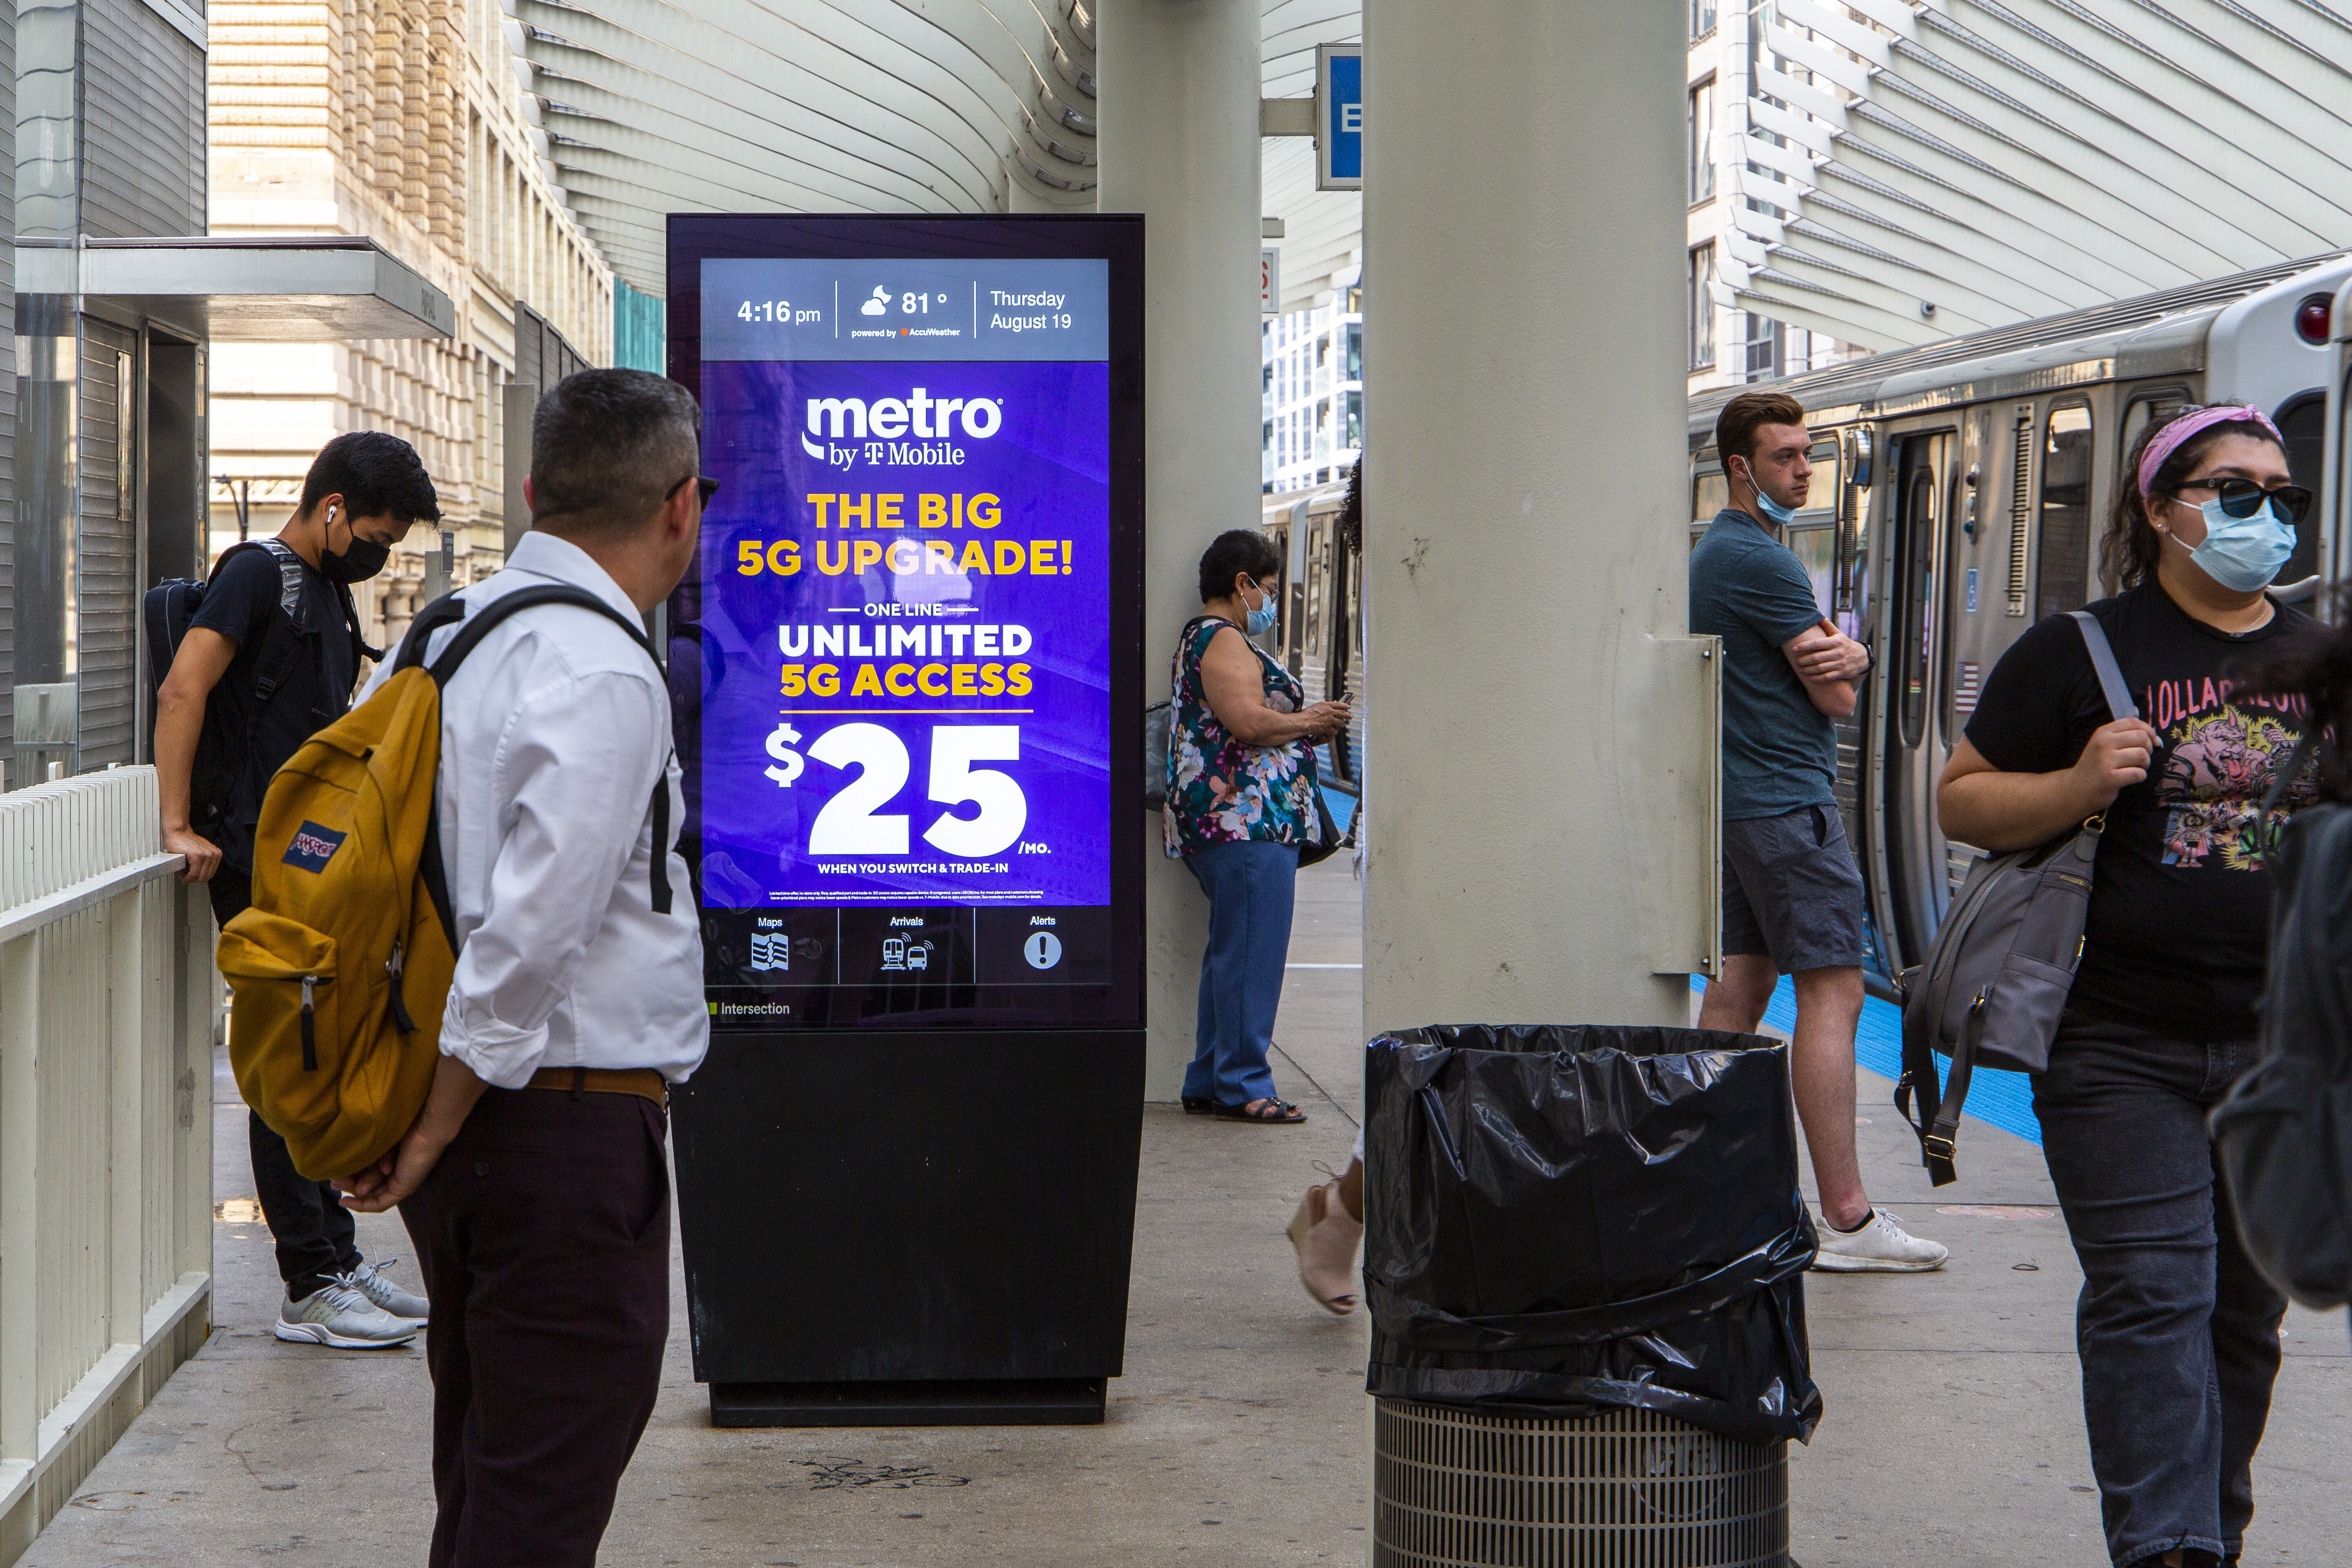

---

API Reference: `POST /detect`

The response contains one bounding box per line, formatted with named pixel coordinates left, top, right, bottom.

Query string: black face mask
left=319, top=519, right=391, bottom=584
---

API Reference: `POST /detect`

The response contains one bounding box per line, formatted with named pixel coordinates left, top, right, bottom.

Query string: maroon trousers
left=399, top=1086, right=671, bottom=1568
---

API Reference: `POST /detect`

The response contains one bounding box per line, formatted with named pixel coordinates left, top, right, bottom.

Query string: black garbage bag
left=1365, top=1024, right=1822, bottom=1445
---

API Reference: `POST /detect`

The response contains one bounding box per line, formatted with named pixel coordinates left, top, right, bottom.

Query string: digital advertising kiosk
left=664, top=215, right=1146, bottom=1426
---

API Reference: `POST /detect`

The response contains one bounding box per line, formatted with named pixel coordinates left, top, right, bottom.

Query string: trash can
left=1365, top=1025, right=1820, bottom=1568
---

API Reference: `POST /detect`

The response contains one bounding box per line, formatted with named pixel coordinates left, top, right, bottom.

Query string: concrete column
left=1362, top=0, right=1713, bottom=1035
left=1096, top=0, right=1263, bottom=1098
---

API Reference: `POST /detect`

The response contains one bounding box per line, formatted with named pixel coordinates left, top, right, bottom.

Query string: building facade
left=1686, top=0, right=1860, bottom=394
left=207, top=0, right=614, bottom=649
left=1261, top=270, right=1362, bottom=496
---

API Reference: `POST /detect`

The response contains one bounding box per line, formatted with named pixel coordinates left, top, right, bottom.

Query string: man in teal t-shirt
left=1688, top=390, right=1945, bottom=1275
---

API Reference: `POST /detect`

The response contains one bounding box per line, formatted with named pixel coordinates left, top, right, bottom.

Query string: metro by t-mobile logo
left=801, top=389, right=1003, bottom=469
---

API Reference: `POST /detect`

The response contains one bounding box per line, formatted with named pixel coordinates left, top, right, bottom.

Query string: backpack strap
left=335, top=579, right=384, bottom=666
left=224, top=539, right=314, bottom=714
left=416, top=584, right=675, bottom=916
left=393, top=590, right=472, bottom=672
left=2067, top=610, right=2140, bottom=722
left=1895, top=971, right=1982, bottom=1189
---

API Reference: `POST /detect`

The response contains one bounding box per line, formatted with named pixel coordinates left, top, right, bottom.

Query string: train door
left=1877, top=428, right=1957, bottom=970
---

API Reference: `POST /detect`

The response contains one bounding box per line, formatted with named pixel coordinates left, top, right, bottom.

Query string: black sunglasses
left=668, top=474, right=721, bottom=506
left=2172, top=476, right=2312, bottom=525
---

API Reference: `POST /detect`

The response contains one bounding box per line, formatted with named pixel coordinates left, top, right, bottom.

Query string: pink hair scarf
left=2136, top=404, right=2284, bottom=501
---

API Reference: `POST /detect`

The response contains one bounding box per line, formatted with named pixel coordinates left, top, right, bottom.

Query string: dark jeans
left=399, top=1086, right=672, bottom=1568
left=212, top=866, right=360, bottom=1300
left=2034, top=1013, right=2285, bottom=1567
left=1182, top=839, right=1300, bottom=1107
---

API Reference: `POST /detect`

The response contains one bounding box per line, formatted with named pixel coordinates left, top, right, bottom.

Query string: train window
left=1787, top=524, right=1837, bottom=619
left=2276, top=392, right=2323, bottom=586
left=2121, top=389, right=2189, bottom=459
left=1305, top=518, right=1327, bottom=656
left=1897, top=451, right=1940, bottom=751
left=1843, top=479, right=1871, bottom=637
left=1693, top=465, right=1728, bottom=526
left=2036, top=402, right=2094, bottom=618
left=1803, top=441, right=1840, bottom=513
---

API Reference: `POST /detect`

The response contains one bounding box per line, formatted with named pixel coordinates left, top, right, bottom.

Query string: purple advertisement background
left=696, top=359, right=1111, bottom=908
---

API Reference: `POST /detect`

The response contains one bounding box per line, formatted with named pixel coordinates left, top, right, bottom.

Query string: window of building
left=1689, top=245, right=1717, bottom=370
left=1346, top=283, right=1363, bottom=314
left=1345, top=390, right=1363, bottom=449
left=1345, top=323, right=1363, bottom=381
left=1744, top=314, right=1781, bottom=381
left=1692, top=0, right=1717, bottom=37
left=1689, top=78, right=1717, bottom=205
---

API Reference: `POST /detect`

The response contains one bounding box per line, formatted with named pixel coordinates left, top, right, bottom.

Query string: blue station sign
left=1318, top=44, right=1362, bottom=192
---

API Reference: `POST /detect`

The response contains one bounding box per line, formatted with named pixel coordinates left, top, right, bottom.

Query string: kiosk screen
left=675, top=228, right=1139, bottom=1029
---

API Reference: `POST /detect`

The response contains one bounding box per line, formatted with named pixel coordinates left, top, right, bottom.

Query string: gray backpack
left=1895, top=610, right=2129, bottom=1186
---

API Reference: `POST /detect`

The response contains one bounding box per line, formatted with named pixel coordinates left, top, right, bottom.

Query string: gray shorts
left=1722, top=804, right=1867, bottom=973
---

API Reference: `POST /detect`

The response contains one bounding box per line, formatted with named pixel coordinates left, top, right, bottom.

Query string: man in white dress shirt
left=340, top=369, right=710, bottom=1568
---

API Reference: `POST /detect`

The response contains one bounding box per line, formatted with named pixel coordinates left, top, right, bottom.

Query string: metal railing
left=0, top=768, right=214, bottom=1564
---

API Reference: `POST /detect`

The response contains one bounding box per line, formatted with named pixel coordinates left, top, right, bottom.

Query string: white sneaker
left=1811, top=1208, right=1949, bottom=1273
left=274, top=1282, right=421, bottom=1348
left=345, top=1255, right=430, bottom=1323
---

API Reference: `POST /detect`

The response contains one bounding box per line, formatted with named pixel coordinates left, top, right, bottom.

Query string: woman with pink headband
left=1938, top=403, right=2320, bottom=1568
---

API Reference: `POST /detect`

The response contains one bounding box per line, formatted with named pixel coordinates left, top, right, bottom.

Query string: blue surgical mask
left=1735, top=459, right=1799, bottom=529
left=2176, top=497, right=2296, bottom=594
left=1244, top=582, right=1278, bottom=637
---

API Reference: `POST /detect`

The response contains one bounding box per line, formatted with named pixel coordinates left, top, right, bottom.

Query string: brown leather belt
left=523, top=1066, right=668, bottom=1107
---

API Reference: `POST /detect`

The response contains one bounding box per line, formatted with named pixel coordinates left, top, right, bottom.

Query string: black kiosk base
left=673, top=1030, right=1147, bottom=1428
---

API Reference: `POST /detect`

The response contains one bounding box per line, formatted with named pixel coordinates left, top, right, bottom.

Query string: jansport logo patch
left=282, top=822, right=348, bottom=874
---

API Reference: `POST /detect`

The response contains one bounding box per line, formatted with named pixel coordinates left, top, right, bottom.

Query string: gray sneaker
left=345, top=1255, right=430, bottom=1323
left=274, top=1281, right=421, bottom=1348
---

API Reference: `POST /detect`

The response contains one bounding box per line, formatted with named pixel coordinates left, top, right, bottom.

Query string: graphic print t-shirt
left=1964, top=583, right=2317, bottom=1037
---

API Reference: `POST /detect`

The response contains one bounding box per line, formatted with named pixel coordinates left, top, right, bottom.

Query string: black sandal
left=1211, top=1097, right=1306, bottom=1124
left=1181, top=1096, right=1216, bottom=1115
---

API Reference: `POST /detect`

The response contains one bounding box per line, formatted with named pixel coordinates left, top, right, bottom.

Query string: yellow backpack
left=219, top=584, right=665, bottom=1181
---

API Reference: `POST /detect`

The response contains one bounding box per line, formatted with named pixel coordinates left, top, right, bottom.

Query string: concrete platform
left=23, top=857, right=2348, bottom=1566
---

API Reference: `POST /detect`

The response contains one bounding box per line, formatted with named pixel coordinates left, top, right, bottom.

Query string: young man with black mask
left=155, top=429, right=443, bottom=1348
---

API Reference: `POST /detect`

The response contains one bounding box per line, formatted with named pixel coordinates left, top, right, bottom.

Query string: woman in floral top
left=1165, top=530, right=1352, bottom=1123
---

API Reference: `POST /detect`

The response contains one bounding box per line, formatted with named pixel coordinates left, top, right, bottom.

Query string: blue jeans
left=1182, top=839, right=1299, bottom=1107
left=2034, top=1013, right=2285, bottom=1567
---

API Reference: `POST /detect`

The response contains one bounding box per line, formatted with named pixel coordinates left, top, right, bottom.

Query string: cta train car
left=1691, top=252, right=2352, bottom=994
left=1259, top=479, right=1365, bottom=812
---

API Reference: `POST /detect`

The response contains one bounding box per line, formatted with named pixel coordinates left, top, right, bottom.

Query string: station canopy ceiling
left=511, top=0, right=2352, bottom=348
left=1728, top=0, right=2352, bottom=351
left=503, top=0, right=1361, bottom=301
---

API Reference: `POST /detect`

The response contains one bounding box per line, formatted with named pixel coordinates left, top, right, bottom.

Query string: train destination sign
left=670, top=220, right=1144, bottom=1030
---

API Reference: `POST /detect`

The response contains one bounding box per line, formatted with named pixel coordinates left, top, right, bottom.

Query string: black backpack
left=2209, top=752, right=2352, bottom=1310
left=143, top=538, right=375, bottom=827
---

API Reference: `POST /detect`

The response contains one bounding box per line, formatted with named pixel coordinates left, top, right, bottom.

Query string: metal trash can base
left=1373, top=1399, right=1789, bottom=1568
